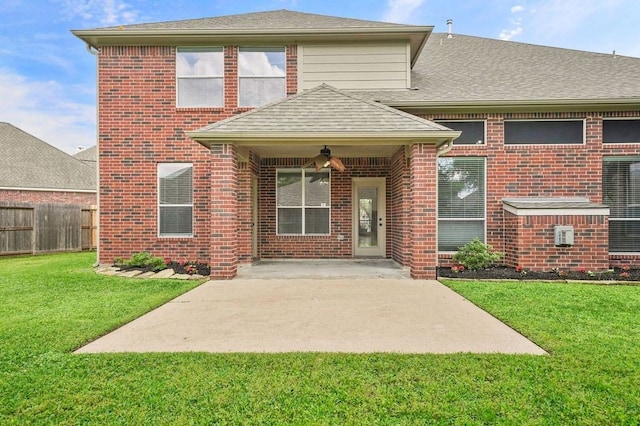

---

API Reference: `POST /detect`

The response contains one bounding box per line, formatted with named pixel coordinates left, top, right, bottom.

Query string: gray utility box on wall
left=554, top=225, right=575, bottom=246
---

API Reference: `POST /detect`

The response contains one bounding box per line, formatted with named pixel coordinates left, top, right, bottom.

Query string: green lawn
left=1, top=253, right=639, bottom=424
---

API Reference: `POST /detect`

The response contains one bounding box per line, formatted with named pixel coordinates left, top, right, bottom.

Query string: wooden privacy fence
left=0, top=202, right=97, bottom=255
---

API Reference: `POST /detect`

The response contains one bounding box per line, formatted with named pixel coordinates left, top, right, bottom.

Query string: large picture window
left=504, top=120, right=584, bottom=144
left=437, top=157, right=486, bottom=251
left=158, top=163, right=193, bottom=237
left=436, top=120, right=485, bottom=145
left=239, top=47, right=286, bottom=107
left=603, top=157, right=640, bottom=252
left=277, top=169, right=330, bottom=235
left=176, top=48, right=223, bottom=107
left=603, top=119, right=640, bottom=144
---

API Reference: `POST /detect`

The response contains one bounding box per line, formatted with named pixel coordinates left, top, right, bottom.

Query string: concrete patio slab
left=75, top=279, right=546, bottom=355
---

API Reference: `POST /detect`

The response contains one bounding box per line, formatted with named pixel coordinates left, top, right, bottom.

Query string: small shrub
left=452, top=238, right=503, bottom=270
left=122, top=252, right=167, bottom=272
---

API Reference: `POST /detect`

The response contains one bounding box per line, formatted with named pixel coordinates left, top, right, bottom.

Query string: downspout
left=436, top=138, right=454, bottom=156
left=85, top=43, right=100, bottom=267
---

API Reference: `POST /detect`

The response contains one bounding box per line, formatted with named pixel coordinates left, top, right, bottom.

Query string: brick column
left=410, top=143, right=438, bottom=279
left=210, top=143, right=238, bottom=279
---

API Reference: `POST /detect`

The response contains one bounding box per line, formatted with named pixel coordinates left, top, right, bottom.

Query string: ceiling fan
left=303, top=145, right=346, bottom=172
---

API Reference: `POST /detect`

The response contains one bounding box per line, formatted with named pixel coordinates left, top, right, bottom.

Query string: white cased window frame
left=276, top=169, right=331, bottom=236
left=176, top=47, right=224, bottom=108
left=238, top=47, right=286, bottom=107
left=158, top=163, right=193, bottom=238
left=437, top=157, right=486, bottom=252
left=504, top=119, right=585, bottom=145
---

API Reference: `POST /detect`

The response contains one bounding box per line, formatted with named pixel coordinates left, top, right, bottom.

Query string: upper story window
left=176, top=48, right=223, bottom=108
left=603, top=119, right=640, bottom=143
left=504, top=120, right=584, bottom=145
left=276, top=169, right=330, bottom=235
left=436, top=120, right=485, bottom=145
left=239, top=47, right=286, bottom=107
left=158, top=163, right=193, bottom=237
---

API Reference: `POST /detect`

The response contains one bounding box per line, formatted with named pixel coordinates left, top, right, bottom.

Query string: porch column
left=409, top=143, right=438, bottom=279
left=209, top=143, right=238, bottom=279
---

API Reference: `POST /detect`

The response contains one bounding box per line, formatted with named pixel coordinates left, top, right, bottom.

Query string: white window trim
left=437, top=157, right=487, bottom=254
left=602, top=117, right=640, bottom=144
left=503, top=118, right=586, bottom=146
left=158, top=163, right=194, bottom=238
left=238, top=47, right=286, bottom=108
left=175, top=47, right=224, bottom=108
left=276, top=168, right=331, bottom=236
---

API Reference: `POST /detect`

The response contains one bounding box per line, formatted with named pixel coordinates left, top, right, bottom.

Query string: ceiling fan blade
left=328, top=156, right=346, bottom=172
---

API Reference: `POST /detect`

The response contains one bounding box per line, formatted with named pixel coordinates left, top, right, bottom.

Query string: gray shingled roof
left=356, top=33, right=640, bottom=104
left=91, top=9, right=414, bottom=31
left=73, top=146, right=96, bottom=163
left=0, top=123, right=96, bottom=191
left=193, top=84, right=453, bottom=135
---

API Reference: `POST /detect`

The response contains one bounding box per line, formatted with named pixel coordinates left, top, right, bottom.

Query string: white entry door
left=353, top=178, right=386, bottom=257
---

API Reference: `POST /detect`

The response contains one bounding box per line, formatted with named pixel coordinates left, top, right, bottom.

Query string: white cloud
left=56, top=0, right=139, bottom=26
left=381, top=0, right=426, bottom=24
left=0, top=69, right=96, bottom=153
left=511, top=5, right=525, bottom=13
left=499, top=16, right=524, bottom=41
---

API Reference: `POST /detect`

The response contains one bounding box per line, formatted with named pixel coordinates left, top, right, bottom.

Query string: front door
left=353, top=178, right=386, bottom=257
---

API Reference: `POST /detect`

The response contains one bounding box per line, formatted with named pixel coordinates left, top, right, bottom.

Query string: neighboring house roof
left=189, top=84, right=457, bottom=141
left=72, top=10, right=432, bottom=66
left=358, top=33, right=640, bottom=108
left=73, top=146, right=96, bottom=163
left=0, top=123, right=96, bottom=192
left=73, top=146, right=97, bottom=176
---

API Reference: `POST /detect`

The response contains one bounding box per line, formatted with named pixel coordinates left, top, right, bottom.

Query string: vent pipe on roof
left=446, top=19, right=453, bottom=38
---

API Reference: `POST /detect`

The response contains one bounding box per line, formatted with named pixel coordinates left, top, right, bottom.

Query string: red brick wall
left=409, top=144, right=438, bottom=279
left=389, top=147, right=410, bottom=265
left=421, top=111, right=640, bottom=268
left=503, top=211, right=609, bottom=272
left=257, top=157, right=393, bottom=259
left=97, top=45, right=297, bottom=266
left=0, top=189, right=95, bottom=205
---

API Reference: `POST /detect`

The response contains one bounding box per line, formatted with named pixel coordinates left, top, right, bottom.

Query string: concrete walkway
left=75, top=278, right=546, bottom=355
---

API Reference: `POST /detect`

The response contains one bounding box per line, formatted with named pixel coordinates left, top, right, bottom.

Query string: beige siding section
left=299, top=42, right=409, bottom=90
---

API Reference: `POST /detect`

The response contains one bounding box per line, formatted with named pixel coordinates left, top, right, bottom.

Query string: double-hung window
left=239, top=47, right=286, bottom=107
left=277, top=169, right=330, bottom=235
left=158, top=163, right=193, bottom=237
left=176, top=48, right=223, bottom=107
left=603, top=157, right=640, bottom=252
left=437, top=157, right=486, bottom=251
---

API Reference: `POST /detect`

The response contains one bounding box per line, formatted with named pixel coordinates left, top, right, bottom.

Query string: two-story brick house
left=73, top=10, right=640, bottom=279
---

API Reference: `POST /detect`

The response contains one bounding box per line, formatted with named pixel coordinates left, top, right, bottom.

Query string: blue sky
left=1, top=0, right=639, bottom=153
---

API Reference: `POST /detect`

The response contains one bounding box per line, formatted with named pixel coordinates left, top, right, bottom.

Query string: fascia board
left=385, top=98, right=640, bottom=113
left=186, top=130, right=460, bottom=148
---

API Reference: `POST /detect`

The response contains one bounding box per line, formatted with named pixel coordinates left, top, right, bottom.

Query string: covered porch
left=187, top=84, right=459, bottom=279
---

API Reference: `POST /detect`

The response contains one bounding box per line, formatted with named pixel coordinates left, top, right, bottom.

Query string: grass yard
left=1, top=253, right=639, bottom=424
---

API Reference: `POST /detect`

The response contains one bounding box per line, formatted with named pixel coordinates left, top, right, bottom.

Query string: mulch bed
left=117, top=261, right=210, bottom=276
left=437, top=266, right=640, bottom=282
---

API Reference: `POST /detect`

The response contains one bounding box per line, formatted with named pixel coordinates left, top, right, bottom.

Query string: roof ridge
left=430, top=32, right=640, bottom=60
